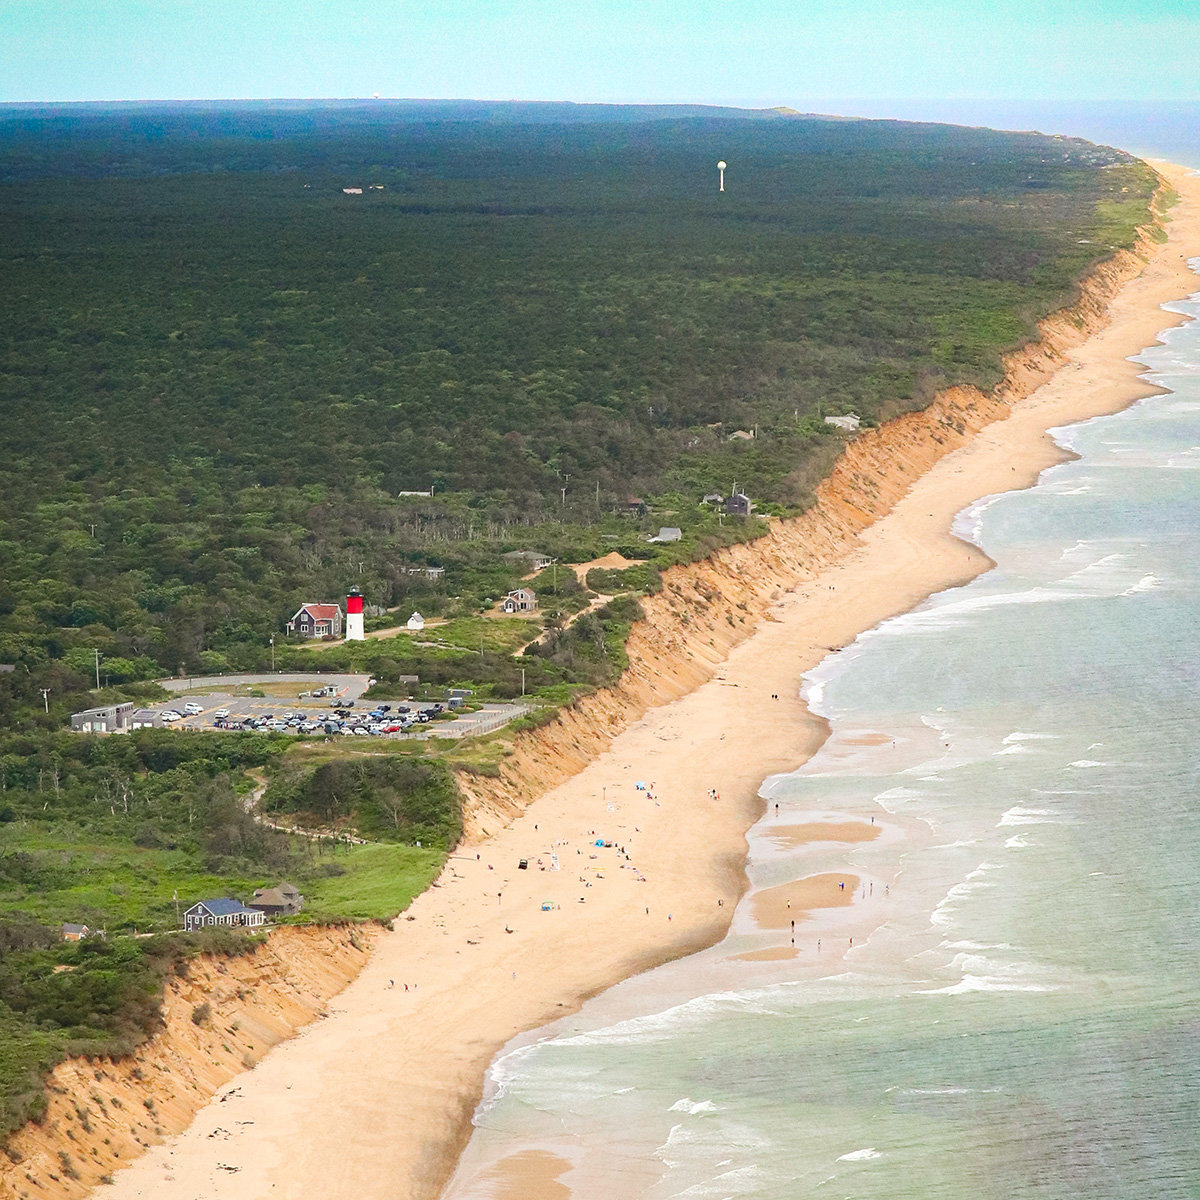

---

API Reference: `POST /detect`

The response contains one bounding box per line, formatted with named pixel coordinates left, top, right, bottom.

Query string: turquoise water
left=446, top=290, right=1200, bottom=1198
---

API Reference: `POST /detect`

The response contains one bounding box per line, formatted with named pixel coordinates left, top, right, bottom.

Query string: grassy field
left=0, top=823, right=441, bottom=931
left=301, top=843, right=446, bottom=920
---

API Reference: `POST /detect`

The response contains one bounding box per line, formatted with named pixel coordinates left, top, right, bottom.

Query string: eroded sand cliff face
left=0, top=197, right=1169, bottom=1200
left=456, top=230, right=1161, bottom=838
left=0, top=925, right=376, bottom=1200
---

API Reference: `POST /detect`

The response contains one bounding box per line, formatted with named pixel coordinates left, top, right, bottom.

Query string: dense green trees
left=0, top=104, right=1156, bottom=686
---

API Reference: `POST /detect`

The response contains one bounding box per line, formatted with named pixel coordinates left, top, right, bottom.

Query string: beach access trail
left=98, top=163, right=1200, bottom=1200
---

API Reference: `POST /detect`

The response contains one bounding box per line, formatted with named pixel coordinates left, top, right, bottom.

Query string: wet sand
left=729, top=946, right=802, bottom=962
left=765, top=821, right=882, bottom=848
left=478, top=1150, right=572, bottom=1200
left=751, top=873, right=860, bottom=928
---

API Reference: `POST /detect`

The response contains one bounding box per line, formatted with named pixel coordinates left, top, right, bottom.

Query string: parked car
left=161, top=710, right=182, bottom=722
left=183, top=702, right=204, bottom=716
left=214, top=708, right=231, bottom=719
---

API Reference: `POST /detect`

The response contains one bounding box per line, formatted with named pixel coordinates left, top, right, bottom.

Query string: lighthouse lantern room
left=345, top=588, right=365, bottom=641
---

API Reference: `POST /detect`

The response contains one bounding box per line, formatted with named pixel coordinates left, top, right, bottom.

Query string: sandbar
left=765, top=821, right=881, bottom=848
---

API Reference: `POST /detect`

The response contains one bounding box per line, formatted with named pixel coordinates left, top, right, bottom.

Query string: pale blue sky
left=1, top=0, right=1195, bottom=105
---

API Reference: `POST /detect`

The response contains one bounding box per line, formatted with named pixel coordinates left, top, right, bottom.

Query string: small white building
left=406, top=611, right=426, bottom=631
left=824, top=413, right=861, bottom=432
left=183, top=899, right=266, bottom=932
left=648, top=527, right=682, bottom=543
left=405, top=565, right=445, bottom=581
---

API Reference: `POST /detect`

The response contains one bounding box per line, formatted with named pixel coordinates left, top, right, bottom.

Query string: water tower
left=346, top=588, right=365, bottom=641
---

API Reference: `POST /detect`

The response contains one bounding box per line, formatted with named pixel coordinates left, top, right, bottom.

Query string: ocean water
left=445, top=283, right=1200, bottom=1193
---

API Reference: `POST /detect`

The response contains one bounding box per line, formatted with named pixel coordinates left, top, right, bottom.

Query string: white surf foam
left=998, top=806, right=1055, bottom=826
left=1122, top=574, right=1160, bottom=595
left=918, top=976, right=1057, bottom=995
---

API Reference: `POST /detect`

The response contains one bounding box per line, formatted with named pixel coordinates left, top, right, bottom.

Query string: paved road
left=161, top=672, right=372, bottom=698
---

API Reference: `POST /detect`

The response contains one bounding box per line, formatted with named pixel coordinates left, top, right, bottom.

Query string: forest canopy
left=0, top=102, right=1157, bottom=681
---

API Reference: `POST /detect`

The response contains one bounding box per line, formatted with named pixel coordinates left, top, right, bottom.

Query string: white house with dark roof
left=183, top=898, right=266, bottom=932
left=287, top=603, right=343, bottom=639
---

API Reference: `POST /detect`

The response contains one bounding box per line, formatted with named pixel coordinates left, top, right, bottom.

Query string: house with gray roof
left=251, top=882, right=304, bottom=916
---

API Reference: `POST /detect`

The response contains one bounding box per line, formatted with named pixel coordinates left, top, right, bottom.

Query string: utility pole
left=270, top=636, right=275, bottom=672
left=39, top=688, right=50, bottom=713
left=88, top=523, right=97, bottom=538
left=93, top=649, right=101, bottom=690
left=521, top=668, right=525, bottom=696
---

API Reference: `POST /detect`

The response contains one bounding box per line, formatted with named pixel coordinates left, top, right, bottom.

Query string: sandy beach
left=98, top=162, right=1200, bottom=1200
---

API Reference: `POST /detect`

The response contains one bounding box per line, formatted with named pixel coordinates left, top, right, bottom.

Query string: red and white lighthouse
left=345, top=587, right=365, bottom=641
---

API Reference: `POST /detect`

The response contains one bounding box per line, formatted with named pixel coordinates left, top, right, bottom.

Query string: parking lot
left=143, top=676, right=529, bottom=741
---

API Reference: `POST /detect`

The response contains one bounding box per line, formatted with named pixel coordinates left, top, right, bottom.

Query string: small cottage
left=251, top=883, right=304, bottom=916
left=61, top=923, right=89, bottom=942
left=824, top=413, right=861, bottom=432
left=726, top=492, right=754, bottom=517
left=502, top=550, right=553, bottom=572
left=287, top=603, right=343, bottom=639
left=502, top=588, right=538, bottom=614
left=406, top=612, right=426, bottom=631
left=183, top=898, right=266, bottom=932
left=648, top=527, right=682, bottom=543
